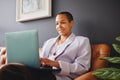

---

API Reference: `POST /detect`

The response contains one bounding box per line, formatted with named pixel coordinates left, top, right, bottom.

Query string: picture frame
left=16, top=0, right=52, bottom=22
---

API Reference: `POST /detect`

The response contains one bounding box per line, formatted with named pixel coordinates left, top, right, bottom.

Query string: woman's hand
left=40, top=58, right=60, bottom=68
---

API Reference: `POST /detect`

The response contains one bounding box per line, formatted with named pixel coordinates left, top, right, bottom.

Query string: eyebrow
left=56, top=20, right=63, bottom=22
left=61, top=20, right=66, bottom=21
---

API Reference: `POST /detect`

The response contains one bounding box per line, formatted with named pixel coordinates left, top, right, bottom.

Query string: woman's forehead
left=56, top=14, right=68, bottom=21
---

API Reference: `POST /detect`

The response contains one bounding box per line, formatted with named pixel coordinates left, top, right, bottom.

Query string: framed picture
left=16, top=0, right=52, bottom=22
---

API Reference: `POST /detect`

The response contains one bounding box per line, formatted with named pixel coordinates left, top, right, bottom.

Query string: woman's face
left=55, top=14, right=74, bottom=36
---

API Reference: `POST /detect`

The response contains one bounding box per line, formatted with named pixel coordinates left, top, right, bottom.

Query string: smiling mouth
left=58, top=29, right=64, bottom=31
left=58, top=30, right=64, bottom=32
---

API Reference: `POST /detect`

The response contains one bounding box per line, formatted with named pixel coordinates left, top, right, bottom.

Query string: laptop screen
left=5, top=30, right=40, bottom=68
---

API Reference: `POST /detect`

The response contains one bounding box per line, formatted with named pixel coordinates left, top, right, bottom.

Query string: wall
left=0, top=0, right=120, bottom=55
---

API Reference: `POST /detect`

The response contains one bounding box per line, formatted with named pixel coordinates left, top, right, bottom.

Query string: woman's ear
left=70, top=21, right=74, bottom=28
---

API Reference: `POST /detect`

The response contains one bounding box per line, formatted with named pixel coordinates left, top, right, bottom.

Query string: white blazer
left=40, top=33, right=91, bottom=80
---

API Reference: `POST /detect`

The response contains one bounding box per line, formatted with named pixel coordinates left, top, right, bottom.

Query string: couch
left=0, top=44, right=110, bottom=80
left=75, top=44, right=110, bottom=80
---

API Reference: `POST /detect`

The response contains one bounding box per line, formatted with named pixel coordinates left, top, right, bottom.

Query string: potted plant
left=93, top=36, right=120, bottom=80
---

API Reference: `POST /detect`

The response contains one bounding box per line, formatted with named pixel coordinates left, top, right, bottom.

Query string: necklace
left=53, top=43, right=61, bottom=56
left=51, top=38, right=66, bottom=56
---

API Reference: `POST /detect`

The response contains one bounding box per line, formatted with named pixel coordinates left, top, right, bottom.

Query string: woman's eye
left=56, top=23, right=58, bottom=25
left=61, top=22, right=66, bottom=24
left=55, top=21, right=66, bottom=25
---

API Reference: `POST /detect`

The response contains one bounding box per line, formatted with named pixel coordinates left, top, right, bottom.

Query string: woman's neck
left=58, top=33, right=72, bottom=45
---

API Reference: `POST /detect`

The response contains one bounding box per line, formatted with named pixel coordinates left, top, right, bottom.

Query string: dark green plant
left=93, top=36, right=120, bottom=80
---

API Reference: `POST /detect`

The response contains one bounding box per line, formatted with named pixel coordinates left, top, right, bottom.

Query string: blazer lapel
left=55, top=33, right=75, bottom=58
left=44, top=37, right=57, bottom=57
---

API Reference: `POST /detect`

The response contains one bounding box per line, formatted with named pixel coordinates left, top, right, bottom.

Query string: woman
left=0, top=11, right=91, bottom=80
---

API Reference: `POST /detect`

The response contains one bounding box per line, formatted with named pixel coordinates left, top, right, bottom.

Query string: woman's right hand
left=40, top=58, right=60, bottom=68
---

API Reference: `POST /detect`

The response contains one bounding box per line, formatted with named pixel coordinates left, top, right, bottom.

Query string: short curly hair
left=57, top=11, right=74, bottom=22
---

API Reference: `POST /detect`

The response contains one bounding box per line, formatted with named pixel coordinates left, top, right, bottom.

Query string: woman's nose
left=57, top=23, right=62, bottom=28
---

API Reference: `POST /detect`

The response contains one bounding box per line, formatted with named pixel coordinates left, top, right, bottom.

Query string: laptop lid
left=5, top=30, right=40, bottom=68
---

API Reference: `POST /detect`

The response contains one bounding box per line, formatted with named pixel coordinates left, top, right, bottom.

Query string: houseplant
left=93, top=36, right=120, bottom=80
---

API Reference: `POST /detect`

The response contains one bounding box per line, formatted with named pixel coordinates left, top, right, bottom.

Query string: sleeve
left=39, top=38, right=54, bottom=58
left=58, top=38, right=91, bottom=78
left=39, top=40, right=48, bottom=58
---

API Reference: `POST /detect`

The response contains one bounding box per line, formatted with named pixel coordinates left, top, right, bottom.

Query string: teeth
left=59, top=29, right=63, bottom=31
left=59, top=30, right=63, bottom=32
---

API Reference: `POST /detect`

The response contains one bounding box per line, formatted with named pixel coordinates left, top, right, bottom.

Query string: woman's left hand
left=40, top=58, right=60, bottom=68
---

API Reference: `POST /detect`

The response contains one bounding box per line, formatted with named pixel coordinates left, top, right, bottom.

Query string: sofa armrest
left=74, top=71, right=98, bottom=80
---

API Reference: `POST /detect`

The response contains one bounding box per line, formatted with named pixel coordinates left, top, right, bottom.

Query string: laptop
left=5, top=30, right=60, bottom=72
left=5, top=30, right=40, bottom=68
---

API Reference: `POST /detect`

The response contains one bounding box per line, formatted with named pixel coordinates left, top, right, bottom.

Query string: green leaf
left=115, top=36, right=120, bottom=42
left=112, top=44, right=120, bottom=54
left=93, top=68, right=120, bottom=80
left=100, top=57, right=120, bottom=64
